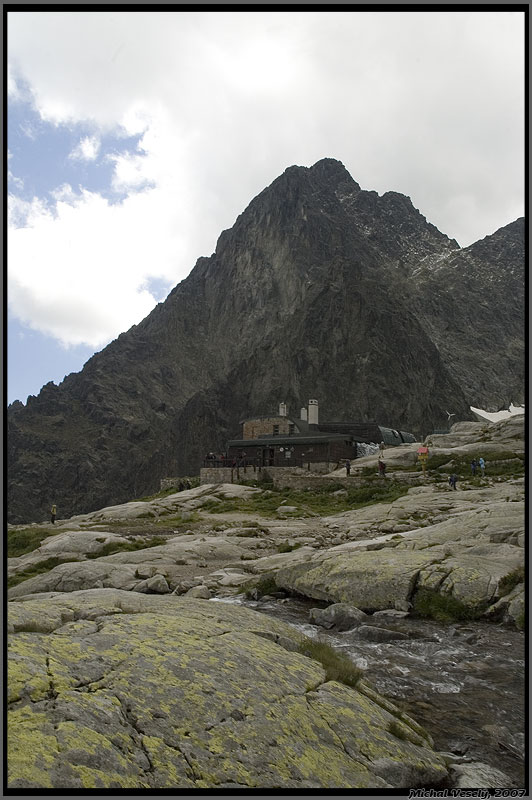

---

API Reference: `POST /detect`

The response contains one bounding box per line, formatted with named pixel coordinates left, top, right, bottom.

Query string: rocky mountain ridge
left=7, top=159, right=524, bottom=522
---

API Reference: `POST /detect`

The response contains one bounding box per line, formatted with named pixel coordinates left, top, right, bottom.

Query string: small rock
left=172, top=579, right=200, bottom=595
left=372, top=610, right=409, bottom=618
left=310, top=603, right=368, bottom=631
left=185, top=585, right=211, bottom=599
left=394, top=600, right=411, bottom=612
left=356, top=625, right=409, bottom=643
left=134, top=574, right=170, bottom=594
left=146, top=574, right=170, bottom=594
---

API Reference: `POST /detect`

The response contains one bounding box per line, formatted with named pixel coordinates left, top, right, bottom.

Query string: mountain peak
left=281, top=158, right=361, bottom=192
left=7, top=161, right=524, bottom=523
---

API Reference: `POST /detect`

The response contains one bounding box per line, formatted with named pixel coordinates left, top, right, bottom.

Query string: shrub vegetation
left=8, top=537, right=170, bottom=588
left=199, top=481, right=410, bottom=518
left=388, top=720, right=410, bottom=741
left=297, top=638, right=363, bottom=688
left=412, top=587, right=480, bottom=623
left=243, top=574, right=279, bottom=599
left=7, top=527, right=60, bottom=558
left=498, top=567, right=525, bottom=597
left=277, top=542, right=302, bottom=553
left=8, top=557, right=79, bottom=588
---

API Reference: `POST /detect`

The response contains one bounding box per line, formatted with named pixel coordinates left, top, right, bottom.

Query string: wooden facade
left=226, top=434, right=357, bottom=467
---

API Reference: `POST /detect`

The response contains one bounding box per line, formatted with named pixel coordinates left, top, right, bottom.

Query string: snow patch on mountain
left=470, top=403, right=525, bottom=423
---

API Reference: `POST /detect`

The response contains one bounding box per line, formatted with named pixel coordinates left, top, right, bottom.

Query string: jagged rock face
left=7, top=159, right=524, bottom=522
left=407, top=218, right=525, bottom=411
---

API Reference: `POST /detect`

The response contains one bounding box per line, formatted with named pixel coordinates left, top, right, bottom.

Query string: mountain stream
left=215, top=595, right=525, bottom=787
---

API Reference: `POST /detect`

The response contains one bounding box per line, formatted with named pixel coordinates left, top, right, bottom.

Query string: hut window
left=273, top=425, right=279, bottom=435
left=289, top=424, right=295, bottom=435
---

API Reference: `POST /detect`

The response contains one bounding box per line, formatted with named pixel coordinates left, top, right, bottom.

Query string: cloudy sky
left=7, top=10, right=525, bottom=405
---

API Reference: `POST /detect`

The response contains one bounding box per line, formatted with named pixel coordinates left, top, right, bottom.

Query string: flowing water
left=215, top=595, right=526, bottom=787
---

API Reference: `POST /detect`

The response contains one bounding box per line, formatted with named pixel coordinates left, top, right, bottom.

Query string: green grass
left=199, top=481, right=410, bottom=518
left=498, top=567, right=525, bottom=597
left=277, top=542, right=302, bottom=554
left=412, top=587, right=479, bottom=623
left=243, top=574, right=279, bottom=599
left=297, top=638, right=363, bottom=689
left=388, top=720, right=410, bottom=741
left=152, top=512, right=201, bottom=528
left=82, top=512, right=200, bottom=533
left=8, top=536, right=171, bottom=588
left=8, top=557, right=80, bottom=588
left=426, top=450, right=524, bottom=479
left=7, top=527, right=60, bottom=558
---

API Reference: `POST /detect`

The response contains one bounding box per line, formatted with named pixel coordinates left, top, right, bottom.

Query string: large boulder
left=8, top=531, right=132, bottom=578
left=7, top=535, right=256, bottom=599
left=7, top=589, right=448, bottom=789
left=273, top=500, right=524, bottom=613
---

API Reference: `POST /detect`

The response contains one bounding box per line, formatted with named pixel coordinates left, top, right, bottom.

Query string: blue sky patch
left=8, top=89, right=149, bottom=211
left=141, top=277, right=173, bottom=303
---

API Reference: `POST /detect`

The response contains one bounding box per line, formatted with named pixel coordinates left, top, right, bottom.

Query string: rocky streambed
left=222, top=595, right=526, bottom=787
left=7, top=417, right=526, bottom=789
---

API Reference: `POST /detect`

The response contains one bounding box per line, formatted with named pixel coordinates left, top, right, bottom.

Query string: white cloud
left=7, top=9, right=525, bottom=349
left=8, top=181, right=190, bottom=347
left=7, top=64, right=19, bottom=98
left=69, top=135, right=101, bottom=161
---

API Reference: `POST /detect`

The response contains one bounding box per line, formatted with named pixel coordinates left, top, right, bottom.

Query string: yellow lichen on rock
left=7, top=588, right=449, bottom=789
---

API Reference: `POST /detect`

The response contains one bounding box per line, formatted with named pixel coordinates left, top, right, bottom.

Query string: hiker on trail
left=478, top=457, right=485, bottom=477
left=448, top=474, right=457, bottom=490
left=471, top=459, right=477, bottom=476
left=345, top=459, right=351, bottom=476
left=379, top=441, right=385, bottom=456
left=378, top=459, right=386, bottom=478
left=50, top=504, right=57, bottom=524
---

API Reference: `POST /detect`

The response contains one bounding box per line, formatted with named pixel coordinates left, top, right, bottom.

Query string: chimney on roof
left=300, top=407, right=307, bottom=421
left=308, top=399, right=319, bottom=426
left=279, top=402, right=287, bottom=417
